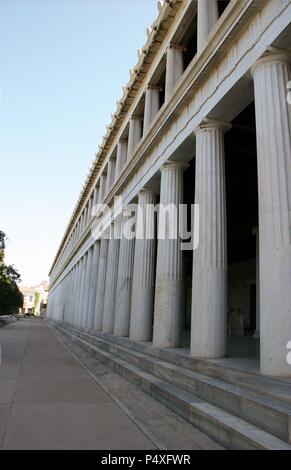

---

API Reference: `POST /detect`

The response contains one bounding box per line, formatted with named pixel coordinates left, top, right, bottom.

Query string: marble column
left=130, top=189, right=156, bottom=341
left=78, top=215, right=83, bottom=239
left=153, top=162, right=186, bottom=348
left=71, top=262, right=77, bottom=325
left=191, top=120, right=230, bottom=358
left=98, top=174, right=107, bottom=205
left=92, top=185, right=99, bottom=217
left=93, top=236, right=109, bottom=330
left=87, top=195, right=93, bottom=225
left=85, top=205, right=89, bottom=228
left=115, top=139, right=128, bottom=179
left=82, top=210, right=86, bottom=235
left=106, top=159, right=116, bottom=194
left=76, top=221, right=80, bottom=241
left=143, top=86, right=160, bottom=134
left=75, top=261, right=83, bottom=325
left=73, top=264, right=80, bottom=325
left=69, top=265, right=77, bottom=325
left=79, top=252, right=88, bottom=327
left=165, top=45, right=184, bottom=102
left=127, top=116, right=143, bottom=160
left=87, top=241, right=100, bottom=329
left=82, top=247, right=93, bottom=328
left=197, top=0, right=219, bottom=53
left=72, top=261, right=80, bottom=325
left=102, top=223, right=121, bottom=333
left=76, top=257, right=84, bottom=326
left=62, top=274, right=68, bottom=322
left=114, top=213, right=136, bottom=337
left=251, top=52, right=291, bottom=376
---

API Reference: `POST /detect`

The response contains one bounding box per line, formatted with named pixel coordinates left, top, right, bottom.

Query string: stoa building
left=47, top=0, right=291, bottom=449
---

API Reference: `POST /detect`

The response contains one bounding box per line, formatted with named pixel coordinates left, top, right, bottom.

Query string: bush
left=0, top=231, right=23, bottom=315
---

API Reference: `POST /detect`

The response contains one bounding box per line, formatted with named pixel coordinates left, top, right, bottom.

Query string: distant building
left=20, top=281, right=48, bottom=315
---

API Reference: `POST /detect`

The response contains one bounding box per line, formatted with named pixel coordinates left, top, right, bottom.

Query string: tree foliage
left=0, top=231, right=23, bottom=315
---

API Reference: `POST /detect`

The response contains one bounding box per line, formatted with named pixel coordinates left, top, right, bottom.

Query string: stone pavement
left=0, top=319, right=222, bottom=450
left=0, top=318, right=155, bottom=450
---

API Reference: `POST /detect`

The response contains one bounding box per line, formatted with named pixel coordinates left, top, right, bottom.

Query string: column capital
left=146, top=84, right=162, bottom=91
left=161, top=160, right=189, bottom=172
left=130, top=115, right=143, bottom=122
left=195, top=118, right=231, bottom=135
left=138, top=187, right=158, bottom=197
left=118, top=137, right=128, bottom=144
left=167, top=43, right=187, bottom=53
left=250, top=47, right=291, bottom=77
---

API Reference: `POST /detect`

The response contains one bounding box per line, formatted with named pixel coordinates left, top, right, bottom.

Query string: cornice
left=49, top=0, right=184, bottom=275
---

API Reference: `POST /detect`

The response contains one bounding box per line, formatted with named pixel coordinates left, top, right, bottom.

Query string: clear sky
left=0, top=0, right=157, bottom=287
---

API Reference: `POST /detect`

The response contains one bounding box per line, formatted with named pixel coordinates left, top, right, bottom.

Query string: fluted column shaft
left=127, top=117, right=143, bottom=159
left=79, top=252, right=88, bottom=327
left=82, top=247, right=93, bottom=328
left=87, top=195, right=93, bottom=224
left=82, top=208, right=87, bottom=234
left=105, top=159, right=116, bottom=194
left=73, top=262, right=79, bottom=325
left=73, top=264, right=80, bottom=324
left=92, top=186, right=99, bottom=217
left=76, top=257, right=84, bottom=326
left=78, top=214, right=83, bottom=239
left=251, top=53, right=291, bottom=376
left=69, top=265, right=77, bottom=324
left=165, top=45, right=184, bottom=102
left=98, top=174, right=107, bottom=204
left=153, top=162, right=185, bottom=348
left=114, top=215, right=136, bottom=337
left=76, top=261, right=82, bottom=325
left=94, top=236, right=109, bottom=330
left=72, top=261, right=80, bottom=325
left=197, top=0, right=219, bottom=53
left=115, top=139, right=128, bottom=179
left=102, top=224, right=121, bottom=333
left=76, top=221, right=80, bottom=241
left=87, top=241, right=100, bottom=329
left=130, top=189, right=156, bottom=341
left=143, top=86, right=160, bottom=134
left=191, top=120, right=229, bottom=358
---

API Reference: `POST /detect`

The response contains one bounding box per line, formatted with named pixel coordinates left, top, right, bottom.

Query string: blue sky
left=0, top=0, right=157, bottom=286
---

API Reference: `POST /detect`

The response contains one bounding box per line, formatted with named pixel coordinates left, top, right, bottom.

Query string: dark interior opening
left=225, top=102, right=259, bottom=337
left=182, top=157, right=196, bottom=333
left=225, top=102, right=258, bottom=265
left=218, top=0, right=231, bottom=17
left=157, top=69, right=166, bottom=108
left=181, top=20, right=198, bottom=71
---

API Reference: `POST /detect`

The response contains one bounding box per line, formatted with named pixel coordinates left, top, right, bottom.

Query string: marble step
left=53, top=322, right=291, bottom=450
left=67, top=324, right=291, bottom=444
left=87, top=328, right=291, bottom=407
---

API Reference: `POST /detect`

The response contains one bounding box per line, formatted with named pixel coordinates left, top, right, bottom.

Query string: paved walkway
left=0, top=319, right=155, bottom=450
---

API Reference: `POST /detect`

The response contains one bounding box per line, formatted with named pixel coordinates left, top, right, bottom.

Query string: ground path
left=0, top=319, right=222, bottom=450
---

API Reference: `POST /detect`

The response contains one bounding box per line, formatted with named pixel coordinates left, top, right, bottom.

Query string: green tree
left=0, top=231, right=23, bottom=315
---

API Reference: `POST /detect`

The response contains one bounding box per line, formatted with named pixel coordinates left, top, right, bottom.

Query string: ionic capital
left=195, top=118, right=231, bottom=136
left=161, top=160, right=189, bottom=172
left=250, top=47, right=291, bottom=77
left=167, top=43, right=187, bottom=53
